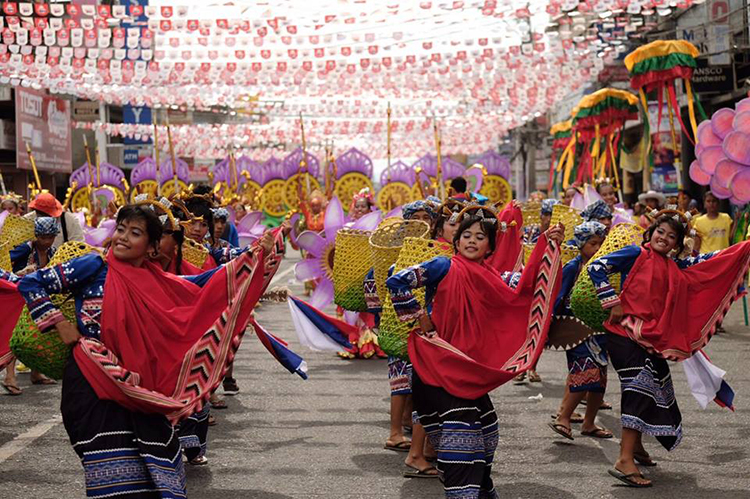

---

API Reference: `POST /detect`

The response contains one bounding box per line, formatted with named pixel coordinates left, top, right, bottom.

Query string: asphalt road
left=1, top=251, right=750, bottom=498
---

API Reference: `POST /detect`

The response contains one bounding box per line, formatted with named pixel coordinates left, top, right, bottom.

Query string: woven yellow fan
left=0, top=214, right=34, bottom=250
left=0, top=242, right=10, bottom=272
left=183, top=238, right=209, bottom=268
left=551, top=204, right=583, bottom=243
left=333, top=228, right=374, bottom=312
left=369, top=219, right=430, bottom=300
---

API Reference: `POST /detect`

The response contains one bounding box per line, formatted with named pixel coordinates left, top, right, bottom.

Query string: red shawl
left=74, top=247, right=267, bottom=423
left=409, top=234, right=562, bottom=399
left=486, top=202, right=523, bottom=273
left=606, top=242, right=750, bottom=361
left=0, top=279, right=24, bottom=370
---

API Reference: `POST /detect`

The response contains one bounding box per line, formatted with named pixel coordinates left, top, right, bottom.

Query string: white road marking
left=269, top=263, right=296, bottom=286
left=0, top=414, right=62, bottom=465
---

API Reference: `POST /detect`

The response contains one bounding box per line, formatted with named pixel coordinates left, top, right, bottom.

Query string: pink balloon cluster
left=691, top=98, right=750, bottom=206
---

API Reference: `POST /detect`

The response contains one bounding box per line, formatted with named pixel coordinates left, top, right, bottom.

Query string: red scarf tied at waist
left=74, top=247, right=267, bottom=423
left=606, top=242, right=750, bottom=361
left=409, top=234, right=562, bottom=400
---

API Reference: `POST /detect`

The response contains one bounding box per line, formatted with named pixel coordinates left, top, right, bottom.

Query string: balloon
left=736, top=98, right=750, bottom=114
left=723, top=130, right=750, bottom=166
left=696, top=120, right=722, bottom=148
left=732, top=111, right=750, bottom=134
left=714, top=158, right=744, bottom=189
left=731, top=169, right=750, bottom=203
left=711, top=108, right=735, bottom=139
left=697, top=146, right=725, bottom=175
left=709, top=176, right=732, bottom=199
left=689, top=159, right=711, bottom=186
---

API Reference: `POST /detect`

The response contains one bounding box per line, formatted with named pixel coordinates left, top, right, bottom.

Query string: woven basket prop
left=570, top=223, right=644, bottom=331
left=10, top=241, right=101, bottom=380
left=0, top=214, right=34, bottom=250
left=369, top=219, right=430, bottom=301
left=333, top=228, right=373, bottom=312
left=521, top=201, right=542, bottom=227
left=378, top=237, right=453, bottom=360
left=0, top=242, right=11, bottom=272
left=523, top=242, right=579, bottom=266
left=551, top=204, right=583, bottom=243
left=183, top=238, right=210, bottom=268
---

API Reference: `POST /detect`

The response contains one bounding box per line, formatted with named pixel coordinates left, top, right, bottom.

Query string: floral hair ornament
left=133, top=194, right=179, bottom=231
left=349, top=187, right=374, bottom=212
left=457, top=204, right=499, bottom=226
left=212, top=207, right=230, bottom=221
left=1, top=192, right=23, bottom=206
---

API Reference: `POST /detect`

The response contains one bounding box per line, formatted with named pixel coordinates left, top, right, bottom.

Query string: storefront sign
left=123, top=104, right=152, bottom=144
left=15, top=88, right=72, bottom=173
left=692, top=60, right=733, bottom=93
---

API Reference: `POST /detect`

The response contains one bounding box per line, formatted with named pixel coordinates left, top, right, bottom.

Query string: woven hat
left=29, top=192, right=63, bottom=218
left=638, top=190, right=667, bottom=206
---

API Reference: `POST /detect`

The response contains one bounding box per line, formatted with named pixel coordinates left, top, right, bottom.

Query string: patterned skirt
left=412, top=371, right=498, bottom=499
left=606, top=333, right=682, bottom=451
left=177, top=405, right=210, bottom=461
left=566, top=334, right=608, bottom=393
left=61, top=355, right=187, bottom=498
left=388, top=356, right=412, bottom=396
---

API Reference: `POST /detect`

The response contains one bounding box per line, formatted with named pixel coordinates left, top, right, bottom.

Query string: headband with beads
left=649, top=205, right=692, bottom=230
left=133, top=194, right=179, bottom=231
left=439, top=199, right=466, bottom=224
left=457, top=204, right=499, bottom=226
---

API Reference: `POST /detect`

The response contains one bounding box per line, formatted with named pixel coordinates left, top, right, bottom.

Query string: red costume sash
left=74, top=247, right=269, bottom=423
left=606, top=242, right=750, bottom=361
left=0, top=279, right=23, bottom=370
left=409, top=235, right=562, bottom=399
left=486, top=202, right=523, bottom=273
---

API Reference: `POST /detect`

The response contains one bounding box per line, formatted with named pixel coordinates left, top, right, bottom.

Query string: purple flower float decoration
left=294, top=196, right=381, bottom=309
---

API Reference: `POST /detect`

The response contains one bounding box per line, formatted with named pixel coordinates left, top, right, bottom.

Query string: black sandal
left=547, top=422, right=574, bottom=440
left=608, top=468, right=652, bottom=488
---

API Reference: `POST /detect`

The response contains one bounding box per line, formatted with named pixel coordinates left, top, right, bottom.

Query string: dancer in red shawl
left=11, top=203, right=284, bottom=498
left=588, top=211, right=750, bottom=488
left=386, top=206, right=564, bottom=499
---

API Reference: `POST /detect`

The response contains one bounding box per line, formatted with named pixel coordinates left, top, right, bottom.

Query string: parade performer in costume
left=211, top=207, right=235, bottom=250
left=386, top=207, right=564, bottom=499
left=581, top=200, right=614, bottom=230
left=1, top=192, right=22, bottom=214
left=431, top=199, right=465, bottom=243
left=562, top=186, right=581, bottom=207
left=548, top=221, right=612, bottom=441
left=349, top=187, right=375, bottom=220
left=523, top=199, right=559, bottom=245
left=588, top=210, right=750, bottom=487
left=299, top=189, right=327, bottom=233
left=26, top=192, right=85, bottom=246
left=10, top=217, right=59, bottom=275
left=4, top=217, right=61, bottom=394
left=9, top=203, right=283, bottom=498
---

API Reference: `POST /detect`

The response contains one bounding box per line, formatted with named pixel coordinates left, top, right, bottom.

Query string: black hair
left=116, top=205, right=163, bottom=253
left=703, top=190, right=719, bottom=202
left=167, top=208, right=189, bottom=274
left=642, top=214, right=687, bottom=256
left=185, top=199, right=215, bottom=245
left=193, top=185, right=213, bottom=196
left=450, top=177, right=467, bottom=194
left=431, top=209, right=456, bottom=239
left=452, top=215, right=497, bottom=256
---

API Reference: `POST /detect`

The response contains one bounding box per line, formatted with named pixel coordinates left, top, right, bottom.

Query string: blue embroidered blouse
left=17, top=252, right=220, bottom=340
left=10, top=241, right=57, bottom=274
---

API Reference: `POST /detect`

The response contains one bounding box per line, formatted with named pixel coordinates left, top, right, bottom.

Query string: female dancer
left=430, top=199, right=465, bottom=243
left=387, top=207, right=564, bottom=498
left=549, top=221, right=611, bottom=441
left=588, top=211, right=750, bottom=487
left=15, top=203, right=282, bottom=497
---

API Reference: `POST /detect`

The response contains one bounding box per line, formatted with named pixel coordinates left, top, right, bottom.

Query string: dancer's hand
left=546, top=223, right=565, bottom=244
left=418, top=313, right=436, bottom=338
left=279, top=221, right=292, bottom=237
left=17, top=264, right=37, bottom=276
left=608, top=304, right=624, bottom=323
left=260, top=231, right=275, bottom=254
left=55, top=320, right=82, bottom=346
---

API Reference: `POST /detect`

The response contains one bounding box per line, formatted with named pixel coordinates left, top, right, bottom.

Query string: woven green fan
left=378, top=237, right=452, bottom=360
left=570, top=223, right=644, bottom=331
left=9, top=241, right=101, bottom=380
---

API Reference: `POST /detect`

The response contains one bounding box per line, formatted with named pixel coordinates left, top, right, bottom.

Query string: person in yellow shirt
left=694, top=191, right=734, bottom=253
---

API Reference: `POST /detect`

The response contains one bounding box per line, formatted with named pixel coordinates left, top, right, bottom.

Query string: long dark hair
left=643, top=214, right=687, bottom=255
left=116, top=205, right=163, bottom=254
left=431, top=203, right=463, bottom=240
left=168, top=208, right=189, bottom=274
left=452, top=215, right=497, bottom=256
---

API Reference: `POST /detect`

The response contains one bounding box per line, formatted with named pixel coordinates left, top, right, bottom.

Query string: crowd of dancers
left=0, top=177, right=748, bottom=498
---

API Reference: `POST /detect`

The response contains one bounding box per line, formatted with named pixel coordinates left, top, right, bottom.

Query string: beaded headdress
left=133, top=193, right=179, bottom=231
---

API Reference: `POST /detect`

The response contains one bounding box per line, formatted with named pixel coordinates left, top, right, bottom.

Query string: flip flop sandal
left=207, top=415, right=217, bottom=426
left=607, top=468, right=652, bottom=488
left=403, top=465, right=439, bottom=479
left=547, top=422, right=574, bottom=441
left=2, top=383, right=22, bottom=396
left=384, top=440, right=412, bottom=452
left=211, top=399, right=228, bottom=410
left=550, top=413, right=584, bottom=424
left=599, top=402, right=613, bottom=410
left=189, top=456, right=209, bottom=466
left=31, top=378, right=57, bottom=385
left=581, top=428, right=613, bottom=439
left=634, top=453, right=658, bottom=467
